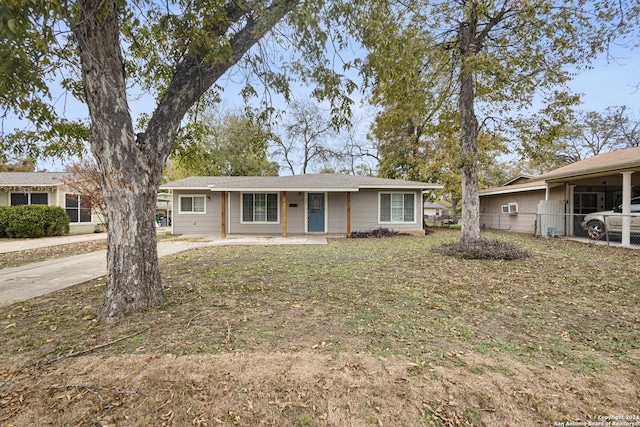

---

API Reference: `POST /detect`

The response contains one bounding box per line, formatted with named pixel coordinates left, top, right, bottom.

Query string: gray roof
left=423, top=202, right=445, bottom=209
left=160, top=174, right=442, bottom=192
left=0, top=172, right=69, bottom=186
left=480, top=147, right=640, bottom=196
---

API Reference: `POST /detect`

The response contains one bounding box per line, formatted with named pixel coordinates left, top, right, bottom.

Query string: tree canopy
left=341, top=0, right=639, bottom=242
left=168, top=109, right=279, bottom=179
left=0, top=0, right=351, bottom=321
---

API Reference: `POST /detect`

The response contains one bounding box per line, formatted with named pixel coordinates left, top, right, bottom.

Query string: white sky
left=25, top=41, right=640, bottom=172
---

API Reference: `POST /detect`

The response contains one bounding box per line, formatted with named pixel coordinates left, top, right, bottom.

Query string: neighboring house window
left=179, top=195, right=206, bottom=213
left=65, top=194, right=92, bottom=223
left=242, top=193, right=278, bottom=223
left=380, top=192, right=415, bottom=223
left=10, top=192, right=48, bottom=205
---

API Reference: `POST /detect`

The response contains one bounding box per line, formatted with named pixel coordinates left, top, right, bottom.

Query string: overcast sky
left=26, top=41, right=640, bottom=172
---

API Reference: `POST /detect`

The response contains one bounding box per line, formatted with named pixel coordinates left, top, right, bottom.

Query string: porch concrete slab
left=190, top=235, right=329, bottom=246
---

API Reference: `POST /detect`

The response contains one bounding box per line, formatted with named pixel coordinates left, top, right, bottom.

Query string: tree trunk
left=70, top=0, right=298, bottom=321
left=99, top=168, right=164, bottom=320
left=458, top=21, right=482, bottom=244
left=71, top=0, right=166, bottom=321
left=450, top=197, right=459, bottom=223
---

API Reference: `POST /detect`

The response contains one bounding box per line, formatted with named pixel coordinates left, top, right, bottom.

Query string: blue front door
left=308, top=193, right=325, bottom=232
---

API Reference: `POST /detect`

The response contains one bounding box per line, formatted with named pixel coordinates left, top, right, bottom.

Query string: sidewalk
left=0, top=232, right=108, bottom=254
left=0, top=227, right=172, bottom=254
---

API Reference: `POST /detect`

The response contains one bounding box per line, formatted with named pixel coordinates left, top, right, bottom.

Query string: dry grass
left=1, top=229, right=639, bottom=426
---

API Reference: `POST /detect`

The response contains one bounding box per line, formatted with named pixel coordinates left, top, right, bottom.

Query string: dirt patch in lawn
left=2, top=352, right=636, bottom=427
left=1, top=230, right=639, bottom=426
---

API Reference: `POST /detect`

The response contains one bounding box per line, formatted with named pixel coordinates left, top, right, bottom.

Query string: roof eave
left=359, top=184, right=443, bottom=190
left=207, top=185, right=361, bottom=192
left=0, top=183, right=63, bottom=187
left=543, top=166, right=639, bottom=183
left=479, top=184, right=547, bottom=196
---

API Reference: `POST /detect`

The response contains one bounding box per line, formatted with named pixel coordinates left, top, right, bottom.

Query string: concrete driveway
left=0, top=233, right=327, bottom=306
left=0, top=240, right=213, bottom=306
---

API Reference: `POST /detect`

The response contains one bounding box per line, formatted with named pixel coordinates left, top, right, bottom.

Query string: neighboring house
left=479, top=147, right=640, bottom=246
left=0, top=172, right=103, bottom=235
left=423, top=202, right=445, bottom=217
left=160, top=174, right=443, bottom=237
left=156, top=192, right=173, bottom=226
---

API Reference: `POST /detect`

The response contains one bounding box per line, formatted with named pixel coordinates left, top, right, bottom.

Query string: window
left=380, top=193, right=415, bottom=223
left=179, top=195, right=206, bottom=213
left=242, top=193, right=278, bottom=223
left=65, top=194, right=92, bottom=223
left=501, top=203, right=518, bottom=215
left=10, top=192, right=48, bottom=205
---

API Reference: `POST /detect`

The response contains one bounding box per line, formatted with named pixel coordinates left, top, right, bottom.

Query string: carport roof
left=539, top=147, right=640, bottom=182
left=480, top=147, right=640, bottom=196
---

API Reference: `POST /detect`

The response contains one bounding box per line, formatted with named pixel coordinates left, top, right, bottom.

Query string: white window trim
left=240, top=192, right=280, bottom=224
left=178, top=194, right=207, bottom=214
left=378, top=191, right=418, bottom=224
left=64, top=192, right=92, bottom=223
left=9, top=192, right=50, bottom=206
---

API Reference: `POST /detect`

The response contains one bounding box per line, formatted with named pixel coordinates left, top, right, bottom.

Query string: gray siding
left=479, top=187, right=566, bottom=234
left=327, top=193, right=347, bottom=234
left=172, top=190, right=221, bottom=235
left=350, top=189, right=423, bottom=232
left=171, top=189, right=424, bottom=235
left=284, top=192, right=306, bottom=234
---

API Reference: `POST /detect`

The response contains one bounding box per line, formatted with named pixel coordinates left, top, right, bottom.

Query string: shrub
left=350, top=227, right=408, bottom=238
left=431, top=239, right=530, bottom=260
left=0, top=205, right=70, bottom=238
left=0, top=207, right=8, bottom=237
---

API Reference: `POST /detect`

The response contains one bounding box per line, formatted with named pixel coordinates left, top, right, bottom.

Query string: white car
left=582, top=196, right=640, bottom=237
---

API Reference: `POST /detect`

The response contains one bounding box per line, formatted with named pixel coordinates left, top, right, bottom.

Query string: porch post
left=282, top=191, right=287, bottom=238
left=567, top=185, right=575, bottom=236
left=621, top=171, right=632, bottom=247
left=346, top=192, right=351, bottom=237
left=221, top=191, right=226, bottom=238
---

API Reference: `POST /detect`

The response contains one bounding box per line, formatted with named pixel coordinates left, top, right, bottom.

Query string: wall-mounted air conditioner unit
left=501, top=203, right=518, bottom=215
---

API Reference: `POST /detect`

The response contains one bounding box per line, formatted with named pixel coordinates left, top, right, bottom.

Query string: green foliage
left=347, top=0, right=638, bottom=242
left=431, top=239, right=530, bottom=260
left=515, top=105, right=640, bottom=173
left=0, top=205, right=70, bottom=238
left=169, top=110, right=279, bottom=179
left=0, top=156, right=36, bottom=172
left=0, top=0, right=88, bottom=159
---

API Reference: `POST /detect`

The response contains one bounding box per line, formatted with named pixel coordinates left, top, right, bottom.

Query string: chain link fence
left=477, top=212, right=640, bottom=246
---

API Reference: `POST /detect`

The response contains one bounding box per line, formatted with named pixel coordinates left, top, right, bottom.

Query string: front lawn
left=1, top=230, right=638, bottom=426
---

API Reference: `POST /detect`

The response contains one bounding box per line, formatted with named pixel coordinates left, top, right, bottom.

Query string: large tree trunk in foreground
left=458, top=21, right=482, bottom=244
left=71, top=0, right=297, bottom=321
left=71, top=0, right=167, bottom=321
